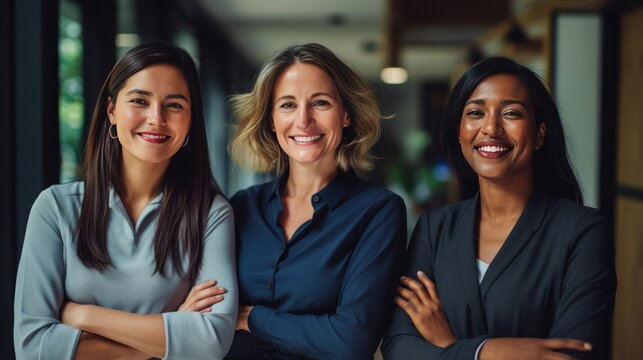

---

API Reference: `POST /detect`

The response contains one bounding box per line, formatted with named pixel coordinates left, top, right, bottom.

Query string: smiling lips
left=291, top=134, right=323, bottom=144
left=138, top=132, right=170, bottom=144
left=475, top=143, right=512, bottom=158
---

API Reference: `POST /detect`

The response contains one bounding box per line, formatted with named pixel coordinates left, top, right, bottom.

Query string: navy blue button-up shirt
left=227, top=170, right=407, bottom=359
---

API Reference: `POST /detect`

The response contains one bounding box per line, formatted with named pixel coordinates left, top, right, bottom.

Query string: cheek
left=120, top=106, right=141, bottom=118
left=458, top=120, right=474, bottom=139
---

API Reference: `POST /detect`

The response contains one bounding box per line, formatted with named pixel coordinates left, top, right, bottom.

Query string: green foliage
left=59, top=14, right=84, bottom=182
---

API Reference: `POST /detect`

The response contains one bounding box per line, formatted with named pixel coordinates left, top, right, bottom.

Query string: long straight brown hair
left=77, top=43, right=221, bottom=284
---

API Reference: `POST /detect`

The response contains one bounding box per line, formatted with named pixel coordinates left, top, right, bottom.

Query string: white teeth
left=478, top=145, right=509, bottom=153
left=293, top=135, right=321, bottom=142
left=140, top=134, right=168, bottom=140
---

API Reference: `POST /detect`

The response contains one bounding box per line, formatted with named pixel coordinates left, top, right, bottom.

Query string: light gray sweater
left=14, top=182, right=238, bottom=359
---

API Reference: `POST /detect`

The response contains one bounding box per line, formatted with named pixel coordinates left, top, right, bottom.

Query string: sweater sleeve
left=381, top=211, right=488, bottom=360
left=14, top=189, right=82, bottom=360
left=161, top=196, right=238, bottom=360
left=247, top=195, right=407, bottom=360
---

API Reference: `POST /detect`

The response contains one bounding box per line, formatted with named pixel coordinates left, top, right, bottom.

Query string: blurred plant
left=387, top=128, right=450, bottom=205
left=59, top=11, right=84, bottom=182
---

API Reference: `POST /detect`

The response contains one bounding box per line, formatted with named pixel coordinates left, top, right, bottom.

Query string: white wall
left=553, top=13, right=602, bottom=207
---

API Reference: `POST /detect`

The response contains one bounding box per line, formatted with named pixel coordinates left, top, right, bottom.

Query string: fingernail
left=400, top=276, right=407, bottom=281
left=214, top=295, right=223, bottom=300
left=417, top=271, right=425, bottom=277
left=584, top=343, right=592, bottom=350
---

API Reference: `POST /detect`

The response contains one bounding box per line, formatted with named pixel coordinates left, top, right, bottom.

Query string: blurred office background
left=2, top=0, right=642, bottom=358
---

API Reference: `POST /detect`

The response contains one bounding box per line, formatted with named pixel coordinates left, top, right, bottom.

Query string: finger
left=193, top=287, right=227, bottom=300
left=397, top=286, right=419, bottom=302
left=394, top=296, right=417, bottom=315
left=418, top=271, right=440, bottom=305
left=200, top=307, right=212, bottom=314
left=186, top=287, right=226, bottom=305
left=188, top=280, right=217, bottom=297
left=190, top=295, right=224, bottom=311
left=544, top=338, right=592, bottom=352
left=400, top=276, right=431, bottom=305
left=547, top=353, right=574, bottom=360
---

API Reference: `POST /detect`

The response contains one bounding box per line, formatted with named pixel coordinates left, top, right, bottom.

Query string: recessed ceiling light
left=380, top=67, right=408, bottom=84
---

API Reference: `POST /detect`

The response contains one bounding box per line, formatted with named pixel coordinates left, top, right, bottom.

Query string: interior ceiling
left=197, top=0, right=513, bottom=82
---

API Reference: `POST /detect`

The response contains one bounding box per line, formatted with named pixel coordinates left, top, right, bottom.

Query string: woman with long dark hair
left=382, top=57, right=615, bottom=359
left=14, top=43, right=237, bottom=359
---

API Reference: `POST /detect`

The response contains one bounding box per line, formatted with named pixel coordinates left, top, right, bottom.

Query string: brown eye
left=503, top=110, right=522, bottom=119
left=466, top=110, right=484, bottom=117
left=130, top=98, right=147, bottom=105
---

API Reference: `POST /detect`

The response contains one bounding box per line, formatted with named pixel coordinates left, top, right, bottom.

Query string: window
left=59, top=0, right=84, bottom=182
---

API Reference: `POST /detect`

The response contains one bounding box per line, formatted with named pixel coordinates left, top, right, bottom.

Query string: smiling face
left=107, top=64, right=191, bottom=170
left=271, top=62, right=350, bottom=171
left=459, top=74, right=545, bottom=184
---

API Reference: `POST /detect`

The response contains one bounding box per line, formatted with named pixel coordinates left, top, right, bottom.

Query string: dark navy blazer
left=382, top=189, right=616, bottom=359
left=226, top=170, right=407, bottom=360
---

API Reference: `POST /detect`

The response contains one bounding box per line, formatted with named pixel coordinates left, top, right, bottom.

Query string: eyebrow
left=274, top=92, right=335, bottom=103
left=125, top=89, right=189, bottom=102
left=464, top=98, right=526, bottom=107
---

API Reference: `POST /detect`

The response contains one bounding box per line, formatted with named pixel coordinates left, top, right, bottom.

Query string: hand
left=480, top=338, right=593, bottom=360
left=395, top=271, right=456, bottom=348
left=236, top=305, right=253, bottom=332
left=60, top=301, right=89, bottom=329
left=178, top=280, right=226, bottom=313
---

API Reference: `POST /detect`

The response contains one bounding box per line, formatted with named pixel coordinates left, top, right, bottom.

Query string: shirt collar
left=267, top=169, right=358, bottom=210
left=108, top=185, right=163, bottom=210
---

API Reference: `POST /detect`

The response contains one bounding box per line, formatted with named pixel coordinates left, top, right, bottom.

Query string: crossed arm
left=60, top=281, right=227, bottom=359
left=14, top=192, right=237, bottom=360
left=382, top=210, right=615, bottom=360
left=393, top=273, right=592, bottom=359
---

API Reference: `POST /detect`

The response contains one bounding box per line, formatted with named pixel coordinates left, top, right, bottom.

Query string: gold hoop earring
left=108, top=123, right=118, bottom=139
left=182, top=135, right=189, bottom=147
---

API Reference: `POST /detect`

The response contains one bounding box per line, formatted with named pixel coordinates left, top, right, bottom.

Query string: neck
left=283, top=160, right=339, bottom=199
left=119, top=157, right=168, bottom=210
left=478, top=173, right=534, bottom=224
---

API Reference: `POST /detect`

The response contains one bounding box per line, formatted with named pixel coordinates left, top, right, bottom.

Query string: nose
left=481, top=111, right=503, bottom=136
left=295, top=105, right=313, bottom=130
left=146, top=104, right=166, bottom=127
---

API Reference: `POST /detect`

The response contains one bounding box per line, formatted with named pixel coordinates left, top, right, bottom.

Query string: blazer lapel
left=452, top=193, right=489, bottom=334
left=479, top=189, right=551, bottom=299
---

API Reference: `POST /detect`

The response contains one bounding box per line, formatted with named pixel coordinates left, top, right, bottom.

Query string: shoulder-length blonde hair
left=229, top=43, right=381, bottom=174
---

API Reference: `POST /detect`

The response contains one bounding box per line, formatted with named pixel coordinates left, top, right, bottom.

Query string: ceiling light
left=380, top=67, right=408, bottom=84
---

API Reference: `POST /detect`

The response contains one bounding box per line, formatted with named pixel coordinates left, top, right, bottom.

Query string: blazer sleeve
left=247, top=195, right=407, bottom=360
left=547, top=209, right=616, bottom=359
left=381, top=211, right=488, bottom=360
left=14, top=189, right=82, bottom=360
left=161, top=196, right=238, bottom=360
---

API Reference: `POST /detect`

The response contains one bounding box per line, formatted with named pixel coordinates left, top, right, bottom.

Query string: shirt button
left=265, top=282, right=272, bottom=289
left=312, top=195, right=319, bottom=203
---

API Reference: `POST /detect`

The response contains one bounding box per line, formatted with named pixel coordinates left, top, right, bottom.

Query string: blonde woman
left=225, top=43, right=406, bottom=360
